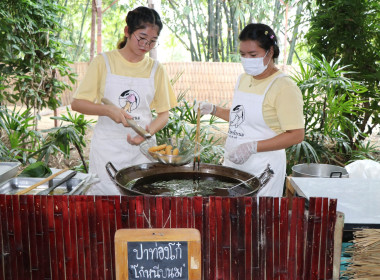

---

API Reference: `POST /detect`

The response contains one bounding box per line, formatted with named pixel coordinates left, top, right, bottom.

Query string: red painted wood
left=175, top=197, right=183, bottom=228
left=68, top=196, right=79, bottom=278
left=155, top=196, right=163, bottom=228
left=74, top=196, right=85, bottom=280
left=135, top=196, right=144, bottom=229
left=81, top=196, right=92, bottom=279
left=87, top=196, right=99, bottom=280
left=5, top=195, right=18, bottom=279
left=318, top=198, right=329, bottom=279
left=163, top=196, right=171, bottom=228
left=60, top=196, right=73, bottom=280
left=265, top=197, right=274, bottom=280
left=53, top=196, right=65, bottom=280
left=215, top=197, right=223, bottom=279
left=108, top=196, right=117, bottom=277
left=279, top=197, right=289, bottom=280
left=209, top=197, right=218, bottom=280
left=222, top=198, right=231, bottom=280
left=0, top=195, right=11, bottom=279
left=128, top=196, right=137, bottom=228
left=95, top=196, right=105, bottom=279
left=287, top=197, right=298, bottom=280
left=46, top=196, right=58, bottom=280
left=148, top=196, right=157, bottom=228
left=272, top=197, right=280, bottom=280
left=192, top=197, right=203, bottom=277
left=295, top=198, right=305, bottom=280
left=104, top=196, right=112, bottom=280
left=120, top=196, right=129, bottom=228
left=258, top=197, right=266, bottom=280
left=0, top=195, right=341, bottom=280
left=169, top=197, right=176, bottom=229
left=244, top=197, right=252, bottom=280
left=251, top=197, right=259, bottom=279
left=27, top=195, right=39, bottom=280
left=304, top=197, right=316, bottom=280
left=326, top=199, right=337, bottom=279
left=19, top=195, right=31, bottom=279
left=143, top=196, right=151, bottom=228
left=311, top=198, right=323, bottom=280
left=237, top=198, right=246, bottom=280
left=230, top=198, right=238, bottom=280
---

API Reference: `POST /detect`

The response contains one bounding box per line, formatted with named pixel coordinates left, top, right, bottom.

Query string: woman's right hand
left=105, top=104, right=132, bottom=127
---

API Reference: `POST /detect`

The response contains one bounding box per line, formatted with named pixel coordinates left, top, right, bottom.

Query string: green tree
left=0, top=0, right=76, bottom=129
left=305, top=0, right=380, bottom=145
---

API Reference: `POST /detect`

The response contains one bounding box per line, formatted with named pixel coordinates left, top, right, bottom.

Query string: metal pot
left=292, top=163, right=349, bottom=178
left=106, top=162, right=274, bottom=196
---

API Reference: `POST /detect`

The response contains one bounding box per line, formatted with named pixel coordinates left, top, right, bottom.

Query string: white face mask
left=241, top=50, right=269, bottom=76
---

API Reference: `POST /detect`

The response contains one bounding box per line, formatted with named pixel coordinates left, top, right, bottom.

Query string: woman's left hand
left=228, top=141, right=258, bottom=164
left=127, top=134, right=145, bottom=145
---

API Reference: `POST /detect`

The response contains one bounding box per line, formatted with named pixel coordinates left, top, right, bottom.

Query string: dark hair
left=238, top=23, right=280, bottom=59
left=117, top=6, right=163, bottom=49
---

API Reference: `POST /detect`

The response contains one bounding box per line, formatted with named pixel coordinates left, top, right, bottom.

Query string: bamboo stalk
left=16, top=168, right=70, bottom=195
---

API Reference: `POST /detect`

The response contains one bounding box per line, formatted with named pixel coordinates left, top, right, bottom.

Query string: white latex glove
left=194, top=101, right=215, bottom=115
left=228, top=141, right=258, bottom=165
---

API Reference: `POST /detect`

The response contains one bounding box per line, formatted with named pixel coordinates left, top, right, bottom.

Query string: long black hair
left=239, top=23, right=280, bottom=59
left=117, top=6, right=163, bottom=49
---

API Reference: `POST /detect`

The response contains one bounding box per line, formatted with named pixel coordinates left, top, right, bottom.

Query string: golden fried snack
left=165, top=145, right=173, bottom=155
left=172, top=148, right=179, bottom=155
left=148, top=144, right=167, bottom=153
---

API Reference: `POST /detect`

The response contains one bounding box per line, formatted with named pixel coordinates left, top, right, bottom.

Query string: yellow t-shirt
left=73, top=50, right=177, bottom=113
left=238, top=71, right=304, bottom=134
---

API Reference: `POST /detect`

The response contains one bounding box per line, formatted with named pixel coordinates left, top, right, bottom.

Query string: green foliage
left=19, top=161, right=52, bottom=178
left=31, top=107, right=95, bottom=172
left=0, top=0, right=76, bottom=119
left=0, top=105, right=42, bottom=163
left=305, top=0, right=380, bottom=140
left=155, top=92, right=227, bottom=165
left=287, top=55, right=377, bottom=171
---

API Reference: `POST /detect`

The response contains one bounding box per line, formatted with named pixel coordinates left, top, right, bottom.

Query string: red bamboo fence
left=0, top=195, right=343, bottom=280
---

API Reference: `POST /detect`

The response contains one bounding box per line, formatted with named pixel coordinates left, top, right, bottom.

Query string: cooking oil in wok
left=128, top=172, right=253, bottom=196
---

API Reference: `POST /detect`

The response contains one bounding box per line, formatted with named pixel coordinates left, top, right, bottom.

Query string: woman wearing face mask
left=195, top=23, right=304, bottom=196
left=71, top=6, right=177, bottom=195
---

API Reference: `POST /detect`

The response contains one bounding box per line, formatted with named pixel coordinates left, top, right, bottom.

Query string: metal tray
left=0, top=177, right=85, bottom=195
left=0, top=162, right=21, bottom=184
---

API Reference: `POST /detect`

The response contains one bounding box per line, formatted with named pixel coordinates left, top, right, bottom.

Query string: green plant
left=0, top=105, right=42, bottom=163
left=155, top=92, right=227, bottom=165
left=30, top=107, right=96, bottom=172
left=305, top=0, right=380, bottom=142
left=0, top=0, right=76, bottom=129
left=287, top=55, right=371, bottom=172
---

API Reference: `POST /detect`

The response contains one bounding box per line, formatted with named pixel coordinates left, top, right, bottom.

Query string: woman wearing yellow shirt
left=196, top=23, right=304, bottom=197
left=71, top=6, right=177, bottom=195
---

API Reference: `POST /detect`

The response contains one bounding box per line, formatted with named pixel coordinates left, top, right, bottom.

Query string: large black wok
left=106, top=162, right=274, bottom=197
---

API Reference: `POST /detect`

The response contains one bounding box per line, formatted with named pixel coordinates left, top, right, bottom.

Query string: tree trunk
left=75, top=0, right=91, bottom=61
left=96, top=0, right=102, bottom=55
left=147, top=0, right=157, bottom=59
left=90, top=0, right=96, bottom=61
left=287, top=2, right=303, bottom=65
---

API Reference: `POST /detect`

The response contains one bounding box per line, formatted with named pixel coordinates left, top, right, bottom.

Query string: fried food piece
left=165, top=145, right=173, bottom=155
left=148, top=144, right=167, bottom=153
left=172, top=148, right=179, bottom=155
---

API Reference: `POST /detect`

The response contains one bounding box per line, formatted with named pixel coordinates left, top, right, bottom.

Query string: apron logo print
left=230, top=105, right=245, bottom=128
left=119, top=90, right=140, bottom=113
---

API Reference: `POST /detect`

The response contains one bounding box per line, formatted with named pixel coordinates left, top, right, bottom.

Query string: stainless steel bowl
left=292, top=163, right=349, bottom=178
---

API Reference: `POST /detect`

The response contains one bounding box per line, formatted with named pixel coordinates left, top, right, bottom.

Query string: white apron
left=224, top=73, right=287, bottom=197
left=88, top=53, right=158, bottom=195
